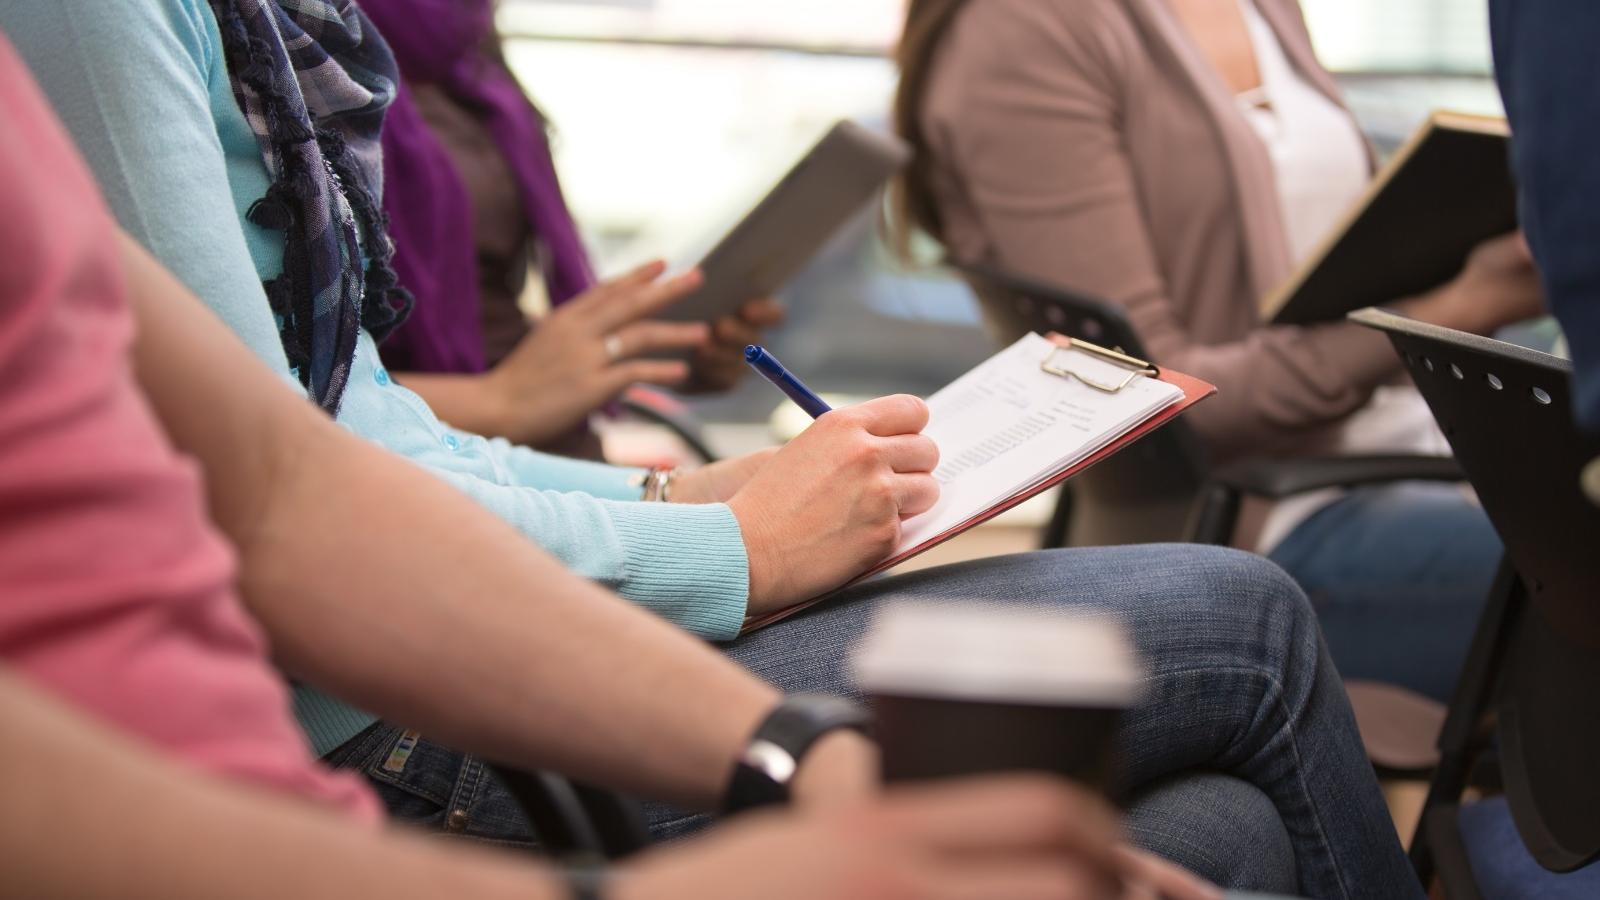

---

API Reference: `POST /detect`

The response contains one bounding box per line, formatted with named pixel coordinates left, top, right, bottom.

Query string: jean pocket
left=362, top=730, right=460, bottom=809
left=361, top=732, right=535, bottom=846
left=323, top=722, right=404, bottom=772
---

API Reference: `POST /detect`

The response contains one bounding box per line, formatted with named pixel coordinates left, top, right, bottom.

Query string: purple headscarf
left=364, top=0, right=595, bottom=373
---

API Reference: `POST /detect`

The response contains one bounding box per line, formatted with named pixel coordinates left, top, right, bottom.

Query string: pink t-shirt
left=0, top=36, right=380, bottom=823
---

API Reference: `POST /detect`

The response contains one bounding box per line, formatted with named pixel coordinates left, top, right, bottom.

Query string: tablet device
left=656, top=120, right=911, bottom=330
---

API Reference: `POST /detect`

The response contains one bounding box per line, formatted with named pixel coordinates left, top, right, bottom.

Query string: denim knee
left=1166, top=544, right=1310, bottom=616
left=1125, top=771, right=1297, bottom=894
left=1155, top=544, right=1321, bottom=662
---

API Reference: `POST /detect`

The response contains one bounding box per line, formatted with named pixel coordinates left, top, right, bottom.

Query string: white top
left=1235, top=0, right=1369, bottom=264
left=1235, top=0, right=1452, bottom=552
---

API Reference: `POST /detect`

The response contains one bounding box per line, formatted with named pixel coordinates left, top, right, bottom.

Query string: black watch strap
left=722, top=694, right=872, bottom=815
left=561, top=863, right=610, bottom=900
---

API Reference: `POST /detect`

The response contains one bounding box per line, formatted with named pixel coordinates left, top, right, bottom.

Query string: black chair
left=488, top=766, right=651, bottom=862
left=1353, top=308, right=1600, bottom=896
left=620, top=386, right=720, bottom=464
left=954, top=262, right=1464, bottom=549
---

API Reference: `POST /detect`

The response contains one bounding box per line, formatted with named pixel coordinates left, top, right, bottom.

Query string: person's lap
left=329, top=543, right=1415, bottom=897
left=1268, top=481, right=1501, bottom=702
left=694, top=544, right=1411, bottom=896
left=328, top=721, right=1298, bottom=890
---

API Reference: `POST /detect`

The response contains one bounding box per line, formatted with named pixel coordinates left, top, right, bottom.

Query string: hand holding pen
left=724, top=346, right=940, bottom=615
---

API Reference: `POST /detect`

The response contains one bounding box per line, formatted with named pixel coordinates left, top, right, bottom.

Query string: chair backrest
left=953, top=262, right=1208, bottom=544
left=1354, top=307, right=1600, bottom=873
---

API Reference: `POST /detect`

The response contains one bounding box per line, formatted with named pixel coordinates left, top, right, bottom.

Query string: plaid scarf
left=209, top=0, right=412, bottom=414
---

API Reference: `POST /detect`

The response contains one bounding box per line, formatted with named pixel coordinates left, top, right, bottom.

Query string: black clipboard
left=1268, top=113, right=1515, bottom=326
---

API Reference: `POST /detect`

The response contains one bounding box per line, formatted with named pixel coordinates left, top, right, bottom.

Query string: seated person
left=1489, top=0, right=1600, bottom=504
left=3, top=3, right=1416, bottom=893
left=0, top=45, right=1197, bottom=900
left=891, top=0, right=1545, bottom=702
left=361, top=0, right=784, bottom=455
left=13, top=668, right=1229, bottom=900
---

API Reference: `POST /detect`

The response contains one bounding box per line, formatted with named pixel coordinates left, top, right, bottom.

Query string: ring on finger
left=603, top=334, right=624, bottom=362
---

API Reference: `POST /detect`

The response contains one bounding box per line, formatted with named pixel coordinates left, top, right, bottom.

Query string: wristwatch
left=722, top=694, right=873, bottom=814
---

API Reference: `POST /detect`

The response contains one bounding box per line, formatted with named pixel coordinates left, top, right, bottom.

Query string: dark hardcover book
left=1266, top=112, right=1514, bottom=326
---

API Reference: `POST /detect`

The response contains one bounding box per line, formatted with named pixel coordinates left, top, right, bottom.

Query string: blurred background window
left=1302, top=0, right=1490, bottom=75
left=497, top=0, right=1504, bottom=428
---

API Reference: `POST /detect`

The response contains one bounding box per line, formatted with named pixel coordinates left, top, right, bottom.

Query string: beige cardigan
left=923, top=0, right=1402, bottom=462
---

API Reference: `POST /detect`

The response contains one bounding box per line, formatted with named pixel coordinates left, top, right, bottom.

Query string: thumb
left=1115, top=848, right=1222, bottom=900
left=847, top=394, right=930, bottom=438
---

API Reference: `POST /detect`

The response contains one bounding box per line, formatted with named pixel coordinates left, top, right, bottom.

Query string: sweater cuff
left=607, top=501, right=750, bottom=641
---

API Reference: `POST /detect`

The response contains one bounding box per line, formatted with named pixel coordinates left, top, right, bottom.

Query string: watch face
left=730, top=758, right=792, bottom=811
left=741, top=739, right=798, bottom=784
left=729, top=740, right=801, bottom=812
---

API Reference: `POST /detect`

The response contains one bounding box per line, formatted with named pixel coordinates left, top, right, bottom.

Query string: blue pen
left=745, top=345, right=832, bottom=418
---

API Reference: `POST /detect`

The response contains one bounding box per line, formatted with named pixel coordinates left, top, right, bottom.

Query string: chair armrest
left=1210, top=454, right=1464, bottom=500
left=1186, top=454, right=1465, bottom=545
left=620, top=387, right=720, bottom=464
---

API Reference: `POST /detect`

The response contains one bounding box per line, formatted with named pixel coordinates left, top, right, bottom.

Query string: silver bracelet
left=638, top=467, right=676, bottom=503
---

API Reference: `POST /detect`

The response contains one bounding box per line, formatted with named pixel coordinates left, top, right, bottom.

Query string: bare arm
left=5, top=667, right=1184, bottom=900
left=0, top=669, right=561, bottom=900
left=120, top=232, right=780, bottom=810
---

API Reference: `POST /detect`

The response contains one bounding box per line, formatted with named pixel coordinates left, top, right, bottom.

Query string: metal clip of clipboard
left=1039, top=338, right=1159, bottom=394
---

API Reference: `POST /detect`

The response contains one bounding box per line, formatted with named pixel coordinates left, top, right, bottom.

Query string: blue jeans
left=1269, top=482, right=1503, bottom=703
left=327, top=545, right=1419, bottom=899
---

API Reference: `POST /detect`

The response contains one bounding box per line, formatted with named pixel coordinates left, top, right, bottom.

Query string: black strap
left=562, top=864, right=610, bottom=900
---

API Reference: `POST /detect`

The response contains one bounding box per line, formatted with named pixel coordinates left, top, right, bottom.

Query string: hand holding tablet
left=650, top=121, right=912, bottom=350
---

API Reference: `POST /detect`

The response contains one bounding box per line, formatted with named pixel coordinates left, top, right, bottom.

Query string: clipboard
left=743, top=336, right=1216, bottom=633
